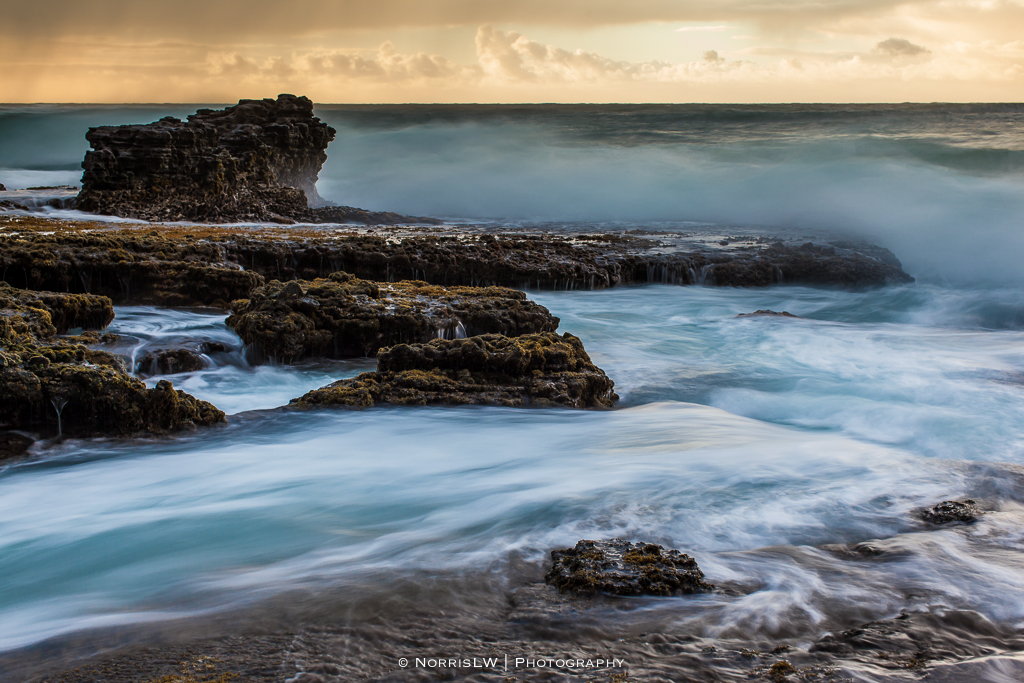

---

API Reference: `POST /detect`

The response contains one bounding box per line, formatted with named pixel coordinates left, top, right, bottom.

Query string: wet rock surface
left=135, top=348, right=209, bottom=376
left=0, top=218, right=914, bottom=307
left=919, top=499, right=980, bottom=525
left=545, top=539, right=714, bottom=596
left=293, top=332, right=617, bottom=408
left=0, top=282, right=224, bottom=437
left=227, top=273, right=559, bottom=361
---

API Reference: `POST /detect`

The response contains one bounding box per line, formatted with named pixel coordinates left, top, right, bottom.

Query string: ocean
left=1, top=104, right=1024, bottom=680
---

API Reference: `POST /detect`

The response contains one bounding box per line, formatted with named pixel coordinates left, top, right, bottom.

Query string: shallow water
left=3, top=284, right=1024, bottom=659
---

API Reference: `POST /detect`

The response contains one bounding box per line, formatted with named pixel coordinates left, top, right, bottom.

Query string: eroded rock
left=545, top=539, right=714, bottom=596
left=77, top=95, right=336, bottom=223
left=227, top=273, right=559, bottom=361
left=292, top=331, right=616, bottom=408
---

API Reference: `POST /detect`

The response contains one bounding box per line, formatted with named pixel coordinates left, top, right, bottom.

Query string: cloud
left=873, top=37, right=930, bottom=57
left=676, top=25, right=732, bottom=31
left=1, top=20, right=1021, bottom=102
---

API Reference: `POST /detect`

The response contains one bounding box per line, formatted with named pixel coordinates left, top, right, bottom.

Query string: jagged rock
left=0, top=183, right=6, bottom=191
left=545, top=539, right=713, bottom=596
left=292, top=331, right=616, bottom=408
left=737, top=310, right=799, bottom=318
left=919, top=499, right=980, bottom=525
left=227, top=272, right=559, bottom=361
left=0, top=283, right=224, bottom=436
left=76, top=95, right=336, bottom=222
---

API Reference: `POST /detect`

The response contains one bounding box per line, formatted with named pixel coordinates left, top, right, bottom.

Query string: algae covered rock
left=0, top=283, right=224, bottom=437
left=292, top=331, right=617, bottom=408
left=227, top=272, right=559, bottom=362
left=545, top=539, right=714, bottom=596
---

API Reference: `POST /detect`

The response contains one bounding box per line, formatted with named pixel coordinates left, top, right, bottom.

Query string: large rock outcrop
left=76, top=95, right=336, bottom=223
left=227, top=273, right=560, bottom=361
left=0, top=283, right=224, bottom=437
left=292, top=332, right=617, bottom=408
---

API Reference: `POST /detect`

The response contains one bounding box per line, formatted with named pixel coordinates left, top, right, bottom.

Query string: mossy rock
left=545, top=539, right=714, bottom=596
left=292, top=331, right=616, bottom=409
left=227, top=273, right=559, bottom=362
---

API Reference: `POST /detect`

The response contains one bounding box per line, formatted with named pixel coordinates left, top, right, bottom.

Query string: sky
left=1, top=0, right=1023, bottom=102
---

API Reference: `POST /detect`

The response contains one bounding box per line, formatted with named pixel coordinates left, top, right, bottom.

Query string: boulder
left=545, top=539, right=714, bottom=596
left=227, top=272, right=559, bottom=361
left=292, top=332, right=617, bottom=408
left=76, top=95, right=336, bottom=223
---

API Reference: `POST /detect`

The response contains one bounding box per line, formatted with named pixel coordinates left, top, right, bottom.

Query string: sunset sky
left=2, top=0, right=1023, bottom=102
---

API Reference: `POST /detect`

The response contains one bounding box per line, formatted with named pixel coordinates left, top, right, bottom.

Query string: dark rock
left=76, top=95, right=337, bottom=223
left=0, top=431, right=33, bottom=462
left=227, top=272, right=559, bottom=361
left=0, top=283, right=224, bottom=436
left=0, top=183, right=6, bottom=191
left=135, top=348, right=207, bottom=376
left=292, top=331, right=617, bottom=408
left=737, top=310, right=799, bottom=318
left=919, top=499, right=980, bottom=525
left=545, top=539, right=713, bottom=596
left=0, top=219, right=914, bottom=307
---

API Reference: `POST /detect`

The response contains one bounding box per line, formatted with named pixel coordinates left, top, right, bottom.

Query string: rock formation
left=545, top=539, right=714, bottom=596
left=227, top=273, right=559, bottom=361
left=0, top=220, right=916, bottom=309
left=0, top=283, right=224, bottom=438
left=76, top=95, right=336, bottom=223
left=292, top=332, right=617, bottom=408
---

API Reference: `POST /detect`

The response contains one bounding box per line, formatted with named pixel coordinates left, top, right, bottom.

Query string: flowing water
left=2, top=104, right=1024, bottom=678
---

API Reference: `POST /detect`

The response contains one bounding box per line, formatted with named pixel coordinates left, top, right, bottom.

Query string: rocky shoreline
left=0, top=210, right=917, bottom=445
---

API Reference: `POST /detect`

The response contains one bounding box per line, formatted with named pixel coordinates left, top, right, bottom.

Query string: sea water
left=1, top=105, right=1024, bottom=668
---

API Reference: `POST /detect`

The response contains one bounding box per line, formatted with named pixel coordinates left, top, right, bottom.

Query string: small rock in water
left=545, top=539, right=713, bottom=596
left=0, top=183, right=6, bottom=191
left=737, top=310, right=799, bottom=318
left=920, top=499, right=980, bottom=525
left=135, top=348, right=207, bottom=376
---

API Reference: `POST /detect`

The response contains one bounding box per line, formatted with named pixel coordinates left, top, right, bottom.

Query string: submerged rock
left=227, top=273, right=559, bottom=361
left=737, top=310, right=799, bottom=318
left=545, top=539, right=714, bottom=596
left=919, top=499, right=980, bottom=525
left=293, top=331, right=616, bottom=408
left=77, top=95, right=336, bottom=223
left=0, top=283, right=224, bottom=437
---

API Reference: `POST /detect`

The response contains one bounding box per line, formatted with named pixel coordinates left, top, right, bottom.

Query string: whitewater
left=2, top=104, right=1024, bottom=680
